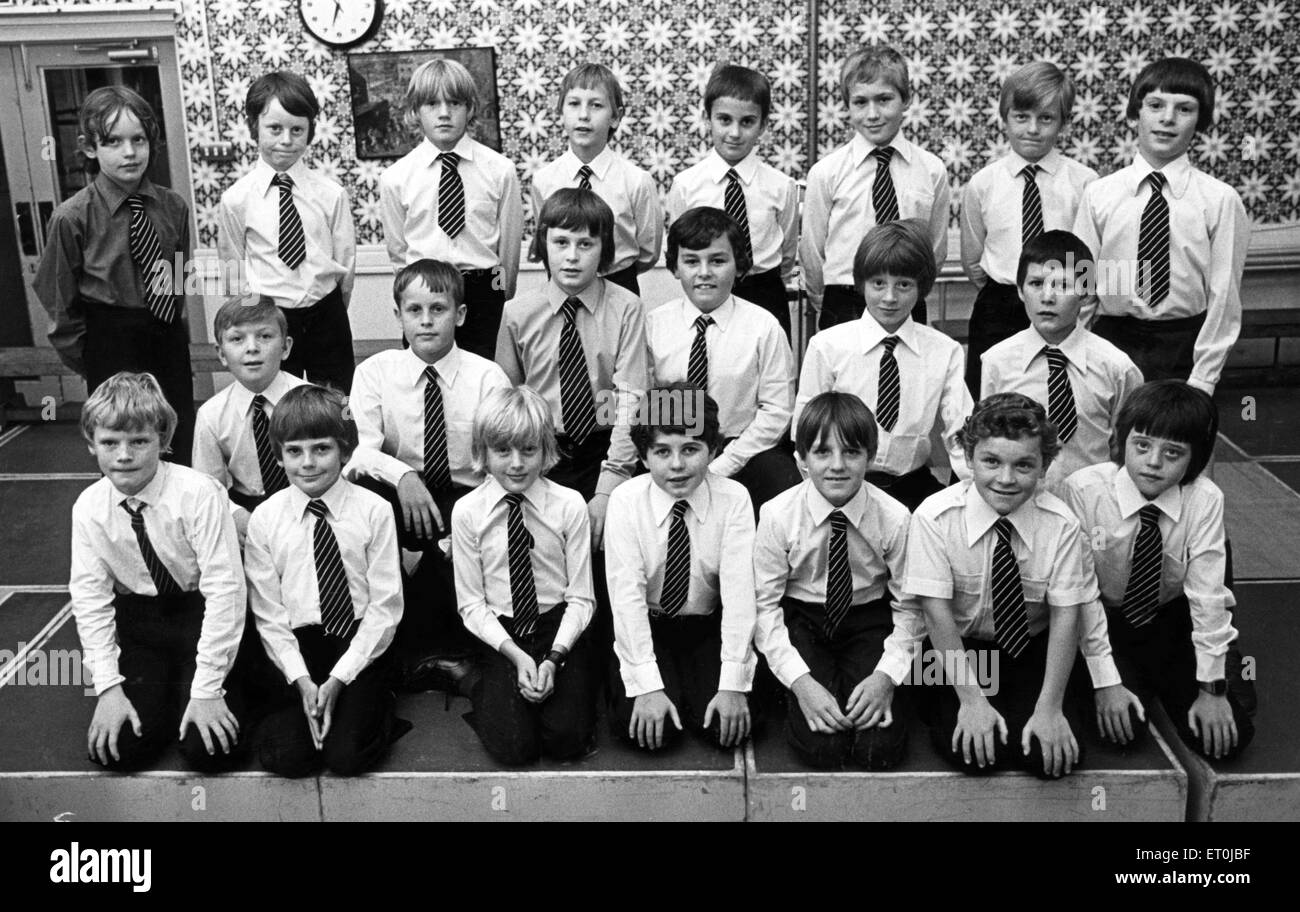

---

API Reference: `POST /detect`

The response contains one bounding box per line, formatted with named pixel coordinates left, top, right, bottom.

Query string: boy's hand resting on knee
left=534, top=658, right=558, bottom=702
left=179, top=696, right=240, bottom=756
left=502, top=642, right=545, bottom=703
left=1022, top=705, right=1079, bottom=777
left=295, top=677, right=324, bottom=748
left=88, top=685, right=142, bottom=765
left=953, top=696, right=1006, bottom=768
left=704, top=689, right=750, bottom=747
left=846, top=671, right=895, bottom=730
left=630, top=690, right=681, bottom=749
left=315, top=677, right=344, bottom=743
left=1189, top=691, right=1238, bottom=759
left=398, top=471, right=444, bottom=539
left=1095, top=684, right=1145, bottom=745
left=791, top=674, right=851, bottom=733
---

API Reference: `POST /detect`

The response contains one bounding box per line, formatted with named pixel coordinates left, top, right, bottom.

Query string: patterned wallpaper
left=13, top=1, right=1300, bottom=247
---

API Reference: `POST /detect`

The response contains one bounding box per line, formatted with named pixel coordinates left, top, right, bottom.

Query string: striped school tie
left=436, top=151, right=466, bottom=238
left=558, top=296, right=597, bottom=445
left=990, top=518, right=1031, bottom=660
left=576, top=164, right=594, bottom=190
left=723, top=168, right=753, bottom=265
left=870, top=146, right=900, bottom=224
left=271, top=172, right=306, bottom=270
left=1020, top=164, right=1043, bottom=244
left=121, top=499, right=184, bottom=597
left=422, top=366, right=452, bottom=491
left=824, top=510, right=852, bottom=639
left=126, top=195, right=176, bottom=324
left=659, top=500, right=691, bottom=617
left=876, top=336, right=901, bottom=433
left=1137, top=171, right=1170, bottom=307
left=504, top=492, right=540, bottom=637
left=251, top=394, right=288, bottom=494
left=308, top=499, right=359, bottom=641
left=687, top=314, right=713, bottom=390
left=1122, top=505, right=1163, bottom=628
left=1042, top=347, right=1078, bottom=443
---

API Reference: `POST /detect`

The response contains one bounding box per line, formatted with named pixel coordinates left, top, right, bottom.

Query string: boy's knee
left=788, top=721, right=851, bottom=770
left=94, top=726, right=167, bottom=772
left=322, top=739, right=378, bottom=777
left=480, top=725, right=541, bottom=767
left=540, top=724, right=593, bottom=762
left=180, top=732, right=243, bottom=774
left=851, top=723, right=907, bottom=770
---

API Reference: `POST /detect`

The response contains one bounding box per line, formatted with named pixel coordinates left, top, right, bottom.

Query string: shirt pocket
left=899, top=184, right=936, bottom=221
left=874, top=432, right=920, bottom=470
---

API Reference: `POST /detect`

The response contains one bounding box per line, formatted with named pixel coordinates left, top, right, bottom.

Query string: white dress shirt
left=665, top=149, right=799, bottom=278
left=902, top=480, right=1099, bottom=641
left=1072, top=153, right=1250, bottom=394
left=530, top=146, right=663, bottom=274
left=346, top=345, right=511, bottom=490
left=379, top=135, right=524, bottom=299
left=244, top=477, right=402, bottom=686
left=960, top=149, right=1098, bottom=287
left=496, top=278, right=648, bottom=496
left=451, top=476, right=595, bottom=654
left=752, top=480, right=921, bottom=687
left=69, top=463, right=246, bottom=699
left=796, top=312, right=973, bottom=480
left=646, top=295, right=795, bottom=478
left=192, top=370, right=309, bottom=505
left=1063, top=462, right=1238, bottom=683
left=981, top=325, right=1144, bottom=497
left=217, top=158, right=356, bottom=308
left=604, top=473, right=757, bottom=698
left=800, top=133, right=951, bottom=307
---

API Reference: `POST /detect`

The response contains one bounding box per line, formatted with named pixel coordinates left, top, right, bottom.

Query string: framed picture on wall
left=347, top=46, right=501, bottom=159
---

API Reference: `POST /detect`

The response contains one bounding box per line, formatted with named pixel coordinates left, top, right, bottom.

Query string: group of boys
left=40, top=44, right=1255, bottom=782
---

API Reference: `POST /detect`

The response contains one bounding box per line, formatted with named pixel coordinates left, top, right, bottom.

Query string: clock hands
left=332, top=0, right=342, bottom=25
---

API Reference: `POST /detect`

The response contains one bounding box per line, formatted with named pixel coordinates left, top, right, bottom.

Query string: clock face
left=300, top=0, right=383, bottom=48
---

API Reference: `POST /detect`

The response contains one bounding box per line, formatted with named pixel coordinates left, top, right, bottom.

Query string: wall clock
left=300, top=0, right=384, bottom=49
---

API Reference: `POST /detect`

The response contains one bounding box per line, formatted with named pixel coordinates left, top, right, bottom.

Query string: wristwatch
left=1199, top=679, right=1227, bottom=696
left=543, top=649, right=568, bottom=669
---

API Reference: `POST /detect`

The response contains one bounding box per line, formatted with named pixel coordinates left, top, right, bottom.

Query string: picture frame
left=347, top=46, right=502, bottom=159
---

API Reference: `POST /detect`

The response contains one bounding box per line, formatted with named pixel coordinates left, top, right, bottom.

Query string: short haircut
left=794, top=392, right=880, bottom=462
left=403, top=57, right=480, bottom=130
left=629, top=383, right=722, bottom=459
left=393, top=258, right=465, bottom=308
left=556, top=63, right=625, bottom=138
left=665, top=206, right=752, bottom=277
left=78, top=86, right=161, bottom=176
left=839, top=45, right=910, bottom=104
left=269, top=384, right=358, bottom=456
left=959, top=392, right=1062, bottom=467
left=853, top=218, right=937, bottom=299
left=245, top=70, right=320, bottom=143
left=999, top=61, right=1076, bottom=121
left=80, top=371, right=177, bottom=454
left=1016, top=230, right=1095, bottom=288
left=212, top=293, right=288, bottom=340
left=1112, top=380, right=1218, bottom=485
left=530, top=188, right=616, bottom=274
left=470, top=385, right=560, bottom=475
left=1127, top=57, right=1215, bottom=132
left=704, top=64, right=771, bottom=120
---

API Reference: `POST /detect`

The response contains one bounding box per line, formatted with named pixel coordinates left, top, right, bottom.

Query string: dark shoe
left=403, top=654, right=478, bottom=696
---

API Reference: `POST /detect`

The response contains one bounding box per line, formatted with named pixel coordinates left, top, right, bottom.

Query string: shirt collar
left=403, top=343, right=462, bottom=387
left=678, top=295, right=733, bottom=330
left=418, top=135, right=476, bottom=165
left=1023, top=324, right=1089, bottom=372
left=482, top=473, right=547, bottom=514
left=116, top=461, right=168, bottom=508
left=228, top=370, right=297, bottom=415
left=650, top=475, right=712, bottom=527
left=254, top=157, right=310, bottom=194
left=1130, top=152, right=1192, bottom=199
left=851, top=131, right=914, bottom=166
left=803, top=479, right=867, bottom=528
left=547, top=279, right=600, bottom=314
left=705, top=148, right=759, bottom=183
left=97, top=172, right=158, bottom=214
left=561, top=146, right=613, bottom=180
left=857, top=310, right=918, bottom=355
left=1113, top=464, right=1184, bottom=523
left=1004, top=147, right=1062, bottom=176
left=289, top=473, right=350, bottom=521
left=963, top=480, right=1036, bottom=550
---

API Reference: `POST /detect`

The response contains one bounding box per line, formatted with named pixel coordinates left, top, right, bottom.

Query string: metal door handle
left=15, top=201, right=36, bottom=255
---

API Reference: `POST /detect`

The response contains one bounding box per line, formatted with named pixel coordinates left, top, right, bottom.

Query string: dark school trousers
left=279, top=284, right=354, bottom=394
left=1105, top=596, right=1256, bottom=761
left=470, top=607, right=595, bottom=766
left=255, top=625, right=398, bottom=777
left=865, top=466, right=946, bottom=513
left=965, top=280, right=1028, bottom=397
left=782, top=596, right=910, bottom=770
left=91, top=591, right=246, bottom=773
left=817, top=285, right=928, bottom=331
left=602, top=264, right=640, bottom=297
left=735, top=267, right=791, bottom=341
left=612, top=609, right=742, bottom=752
left=82, top=298, right=194, bottom=467
left=729, top=439, right=802, bottom=518
left=930, top=630, right=1088, bottom=778
left=351, top=474, right=475, bottom=659
left=1091, top=312, right=1207, bottom=385
left=459, top=268, right=507, bottom=362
